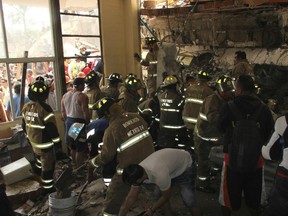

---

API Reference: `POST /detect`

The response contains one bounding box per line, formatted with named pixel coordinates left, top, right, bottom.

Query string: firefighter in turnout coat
left=21, top=79, right=62, bottom=193
left=90, top=97, right=154, bottom=215
left=194, top=75, right=235, bottom=193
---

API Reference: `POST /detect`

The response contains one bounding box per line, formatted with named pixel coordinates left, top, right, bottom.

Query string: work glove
left=134, top=53, right=142, bottom=62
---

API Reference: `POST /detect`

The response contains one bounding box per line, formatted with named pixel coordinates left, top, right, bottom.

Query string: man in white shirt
left=119, top=148, right=201, bottom=216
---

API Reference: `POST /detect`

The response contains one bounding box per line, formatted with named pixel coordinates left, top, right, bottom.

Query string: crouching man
left=120, top=148, right=201, bottom=216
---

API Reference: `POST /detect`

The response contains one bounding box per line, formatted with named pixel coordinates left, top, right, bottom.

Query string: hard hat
left=197, top=71, right=211, bottom=81
left=108, top=73, right=122, bottom=82
left=92, top=97, right=121, bottom=118
left=216, top=75, right=235, bottom=92
left=28, top=80, right=49, bottom=101
left=162, top=75, right=178, bottom=87
left=126, top=73, right=137, bottom=79
left=124, top=77, right=141, bottom=90
left=145, top=37, right=157, bottom=45
left=77, top=72, right=86, bottom=78
left=85, top=70, right=100, bottom=86
left=65, top=76, right=71, bottom=84
left=82, top=66, right=91, bottom=75
left=35, top=75, right=45, bottom=82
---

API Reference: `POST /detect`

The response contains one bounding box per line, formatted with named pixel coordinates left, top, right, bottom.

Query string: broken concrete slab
left=6, top=179, right=41, bottom=205
left=1, top=157, right=33, bottom=185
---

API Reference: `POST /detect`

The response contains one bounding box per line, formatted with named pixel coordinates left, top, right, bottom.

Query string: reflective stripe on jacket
left=195, top=91, right=224, bottom=142
left=182, top=82, right=213, bottom=129
left=158, top=89, right=185, bottom=132
left=21, top=101, right=60, bottom=149
left=91, top=113, right=154, bottom=170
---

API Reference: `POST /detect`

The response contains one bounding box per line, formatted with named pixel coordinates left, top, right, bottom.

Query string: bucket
left=48, top=192, right=77, bottom=216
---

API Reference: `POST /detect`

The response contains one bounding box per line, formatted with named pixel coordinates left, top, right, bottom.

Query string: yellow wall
left=100, top=0, right=141, bottom=78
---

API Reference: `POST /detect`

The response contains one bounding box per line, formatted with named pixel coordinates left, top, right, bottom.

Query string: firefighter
left=134, top=37, right=159, bottom=97
left=68, top=56, right=86, bottom=79
left=137, top=92, right=160, bottom=145
left=86, top=106, right=110, bottom=185
left=101, top=73, right=122, bottom=100
left=118, top=76, right=142, bottom=113
left=194, top=75, right=235, bottom=193
left=89, top=97, right=154, bottom=215
left=84, top=70, right=105, bottom=121
left=21, top=79, right=62, bottom=193
left=156, top=75, right=190, bottom=150
left=182, top=71, right=214, bottom=151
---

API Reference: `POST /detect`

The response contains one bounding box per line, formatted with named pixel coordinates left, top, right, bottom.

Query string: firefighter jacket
left=21, top=101, right=61, bottom=150
left=118, top=90, right=140, bottom=113
left=84, top=87, right=106, bottom=120
left=157, top=88, right=185, bottom=133
left=137, top=97, right=158, bottom=125
left=195, top=91, right=224, bottom=143
left=102, top=86, right=120, bottom=100
left=141, top=51, right=158, bottom=76
left=232, top=59, right=254, bottom=78
left=182, top=82, right=213, bottom=130
left=91, top=112, right=155, bottom=174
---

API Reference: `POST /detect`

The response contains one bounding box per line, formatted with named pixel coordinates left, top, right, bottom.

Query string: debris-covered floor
left=2, top=156, right=276, bottom=216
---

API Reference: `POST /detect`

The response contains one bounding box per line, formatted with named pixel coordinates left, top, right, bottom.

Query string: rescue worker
left=232, top=50, right=254, bottom=78
left=86, top=105, right=111, bottom=185
left=65, top=75, right=72, bottom=92
left=182, top=71, right=214, bottom=151
left=101, top=73, right=122, bottom=100
left=90, top=97, right=154, bottom=215
left=262, top=113, right=288, bottom=216
left=134, top=37, right=159, bottom=97
left=118, top=76, right=142, bottom=113
left=137, top=93, right=160, bottom=145
left=84, top=70, right=105, bottom=121
left=194, top=75, right=235, bottom=193
left=68, top=56, right=86, bottom=79
left=21, top=79, right=62, bottom=193
left=156, top=75, right=189, bottom=150
left=61, top=77, right=90, bottom=169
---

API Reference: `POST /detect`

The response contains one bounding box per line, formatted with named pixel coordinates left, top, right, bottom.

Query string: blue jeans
left=153, top=161, right=198, bottom=208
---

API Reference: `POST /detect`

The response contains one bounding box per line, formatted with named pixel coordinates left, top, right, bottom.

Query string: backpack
left=228, top=101, right=264, bottom=172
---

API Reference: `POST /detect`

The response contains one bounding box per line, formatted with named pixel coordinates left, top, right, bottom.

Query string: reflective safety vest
left=21, top=101, right=61, bottom=150
left=182, top=82, right=213, bottom=130
left=70, top=61, right=86, bottom=79
left=157, top=89, right=185, bottom=132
